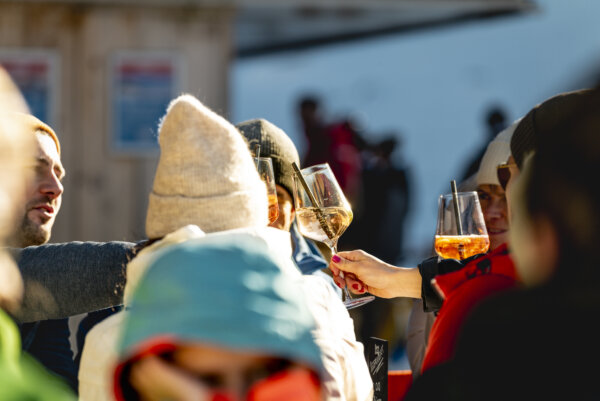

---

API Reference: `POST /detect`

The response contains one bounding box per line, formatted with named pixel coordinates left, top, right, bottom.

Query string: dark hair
left=298, top=96, right=319, bottom=111
left=486, top=107, right=506, bottom=126
left=522, top=88, right=600, bottom=282
left=511, top=89, right=595, bottom=168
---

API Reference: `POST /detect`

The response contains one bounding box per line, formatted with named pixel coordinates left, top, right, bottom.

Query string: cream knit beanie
left=145, top=94, right=268, bottom=238
left=476, top=119, right=519, bottom=187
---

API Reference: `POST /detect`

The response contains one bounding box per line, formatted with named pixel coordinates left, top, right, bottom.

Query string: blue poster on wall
left=0, top=50, right=58, bottom=127
left=111, top=52, right=182, bottom=154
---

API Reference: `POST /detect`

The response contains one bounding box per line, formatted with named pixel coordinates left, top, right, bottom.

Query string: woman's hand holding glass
left=329, top=250, right=422, bottom=299
left=293, top=163, right=375, bottom=309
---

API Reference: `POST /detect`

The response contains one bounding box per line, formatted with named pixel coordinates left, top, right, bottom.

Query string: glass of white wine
left=293, top=163, right=375, bottom=309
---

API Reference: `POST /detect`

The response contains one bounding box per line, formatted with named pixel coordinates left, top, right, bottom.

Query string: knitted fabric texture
left=236, top=119, right=301, bottom=198
left=5, top=112, right=60, bottom=155
left=118, top=234, right=323, bottom=374
left=511, top=89, right=594, bottom=168
left=476, top=119, right=518, bottom=186
left=145, top=94, right=268, bottom=238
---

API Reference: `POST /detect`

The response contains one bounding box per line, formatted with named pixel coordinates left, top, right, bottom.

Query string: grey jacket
left=8, top=241, right=136, bottom=323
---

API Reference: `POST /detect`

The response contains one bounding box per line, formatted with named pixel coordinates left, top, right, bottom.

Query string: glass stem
left=330, top=243, right=354, bottom=301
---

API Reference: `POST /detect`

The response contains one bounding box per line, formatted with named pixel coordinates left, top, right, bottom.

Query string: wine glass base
left=344, top=295, right=376, bottom=310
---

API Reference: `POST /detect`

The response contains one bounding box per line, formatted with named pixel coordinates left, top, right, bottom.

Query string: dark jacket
left=0, top=309, right=75, bottom=400
left=420, top=245, right=516, bottom=372
left=406, top=279, right=600, bottom=400
left=19, top=319, right=77, bottom=391
left=418, top=252, right=484, bottom=313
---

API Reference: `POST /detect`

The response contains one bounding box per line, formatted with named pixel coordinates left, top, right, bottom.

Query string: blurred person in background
left=297, top=95, right=364, bottom=205
left=460, top=105, right=509, bottom=181
left=343, top=135, right=411, bottom=263
left=340, top=134, right=412, bottom=357
left=80, top=94, right=372, bottom=401
left=0, top=66, right=74, bottom=400
left=113, top=235, right=324, bottom=401
left=406, top=88, right=600, bottom=400
left=236, top=118, right=340, bottom=297
left=299, top=95, right=329, bottom=168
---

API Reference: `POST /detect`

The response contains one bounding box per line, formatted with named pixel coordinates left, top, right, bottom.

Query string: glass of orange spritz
left=254, top=157, right=279, bottom=224
left=434, top=191, right=490, bottom=260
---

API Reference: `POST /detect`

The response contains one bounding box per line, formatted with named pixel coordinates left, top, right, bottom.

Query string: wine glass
left=435, top=191, right=490, bottom=260
left=254, top=157, right=279, bottom=225
left=292, top=163, right=375, bottom=309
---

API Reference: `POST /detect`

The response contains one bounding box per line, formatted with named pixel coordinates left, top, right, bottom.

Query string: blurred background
left=2, top=0, right=600, bottom=369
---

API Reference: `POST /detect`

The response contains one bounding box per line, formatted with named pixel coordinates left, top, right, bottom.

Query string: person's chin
left=489, top=231, right=509, bottom=250
left=25, top=220, right=53, bottom=243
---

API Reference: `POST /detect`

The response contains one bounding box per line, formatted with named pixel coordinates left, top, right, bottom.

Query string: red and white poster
left=110, top=51, right=184, bottom=155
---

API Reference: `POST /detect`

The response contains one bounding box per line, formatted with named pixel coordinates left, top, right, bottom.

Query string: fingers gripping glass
left=292, top=163, right=375, bottom=310
left=497, top=162, right=517, bottom=191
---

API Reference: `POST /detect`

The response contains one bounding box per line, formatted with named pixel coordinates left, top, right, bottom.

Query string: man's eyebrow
left=36, top=156, right=66, bottom=179
left=36, top=156, right=51, bottom=166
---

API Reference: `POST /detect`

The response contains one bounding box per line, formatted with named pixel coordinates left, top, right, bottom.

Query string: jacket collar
left=432, top=244, right=517, bottom=300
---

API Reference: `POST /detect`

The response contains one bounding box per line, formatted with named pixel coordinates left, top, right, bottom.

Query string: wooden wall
left=0, top=2, right=234, bottom=242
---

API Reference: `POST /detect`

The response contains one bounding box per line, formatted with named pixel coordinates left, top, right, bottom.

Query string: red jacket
left=420, top=244, right=518, bottom=373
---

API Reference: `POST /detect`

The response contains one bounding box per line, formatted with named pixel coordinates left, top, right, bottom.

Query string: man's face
left=477, top=184, right=509, bottom=250
left=269, top=185, right=295, bottom=232
left=14, top=132, right=64, bottom=247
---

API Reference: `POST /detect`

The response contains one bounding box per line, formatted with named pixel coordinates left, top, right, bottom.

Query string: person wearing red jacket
left=406, top=88, right=600, bottom=401
left=419, top=244, right=516, bottom=372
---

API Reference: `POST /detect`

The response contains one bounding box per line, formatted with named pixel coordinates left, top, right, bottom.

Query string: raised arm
left=9, top=241, right=136, bottom=322
left=330, top=249, right=479, bottom=312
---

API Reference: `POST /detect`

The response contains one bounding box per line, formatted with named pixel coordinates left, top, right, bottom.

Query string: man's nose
left=40, top=172, right=64, bottom=199
left=487, top=198, right=507, bottom=218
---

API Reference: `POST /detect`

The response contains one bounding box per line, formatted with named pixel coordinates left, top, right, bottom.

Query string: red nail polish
left=332, top=255, right=341, bottom=263
left=352, top=283, right=360, bottom=290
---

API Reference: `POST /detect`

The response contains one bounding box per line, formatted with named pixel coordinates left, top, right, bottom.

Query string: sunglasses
left=496, top=162, right=517, bottom=191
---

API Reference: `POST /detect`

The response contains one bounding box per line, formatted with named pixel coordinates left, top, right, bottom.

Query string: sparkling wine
left=296, top=207, right=353, bottom=247
left=434, top=235, right=490, bottom=260
left=268, top=193, right=279, bottom=224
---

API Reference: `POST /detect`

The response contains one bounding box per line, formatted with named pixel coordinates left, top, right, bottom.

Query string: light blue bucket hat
left=117, top=234, right=323, bottom=374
